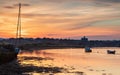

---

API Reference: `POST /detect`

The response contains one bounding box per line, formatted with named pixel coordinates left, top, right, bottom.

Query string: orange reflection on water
left=18, top=50, right=55, bottom=67
left=18, top=48, right=120, bottom=75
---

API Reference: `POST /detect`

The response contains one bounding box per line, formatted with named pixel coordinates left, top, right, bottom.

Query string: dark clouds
left=14, top=3, right=30, bottom=7
left=3, top=3, right=30, bottom=9
left=4, top=6, right=14, bottom=9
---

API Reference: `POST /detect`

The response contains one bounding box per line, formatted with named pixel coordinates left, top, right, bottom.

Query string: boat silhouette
left=85, top=47, right=92, bottom=52
left=107, top=50, right=116, bottom=54
left=0, top=3, right=21, bottom=64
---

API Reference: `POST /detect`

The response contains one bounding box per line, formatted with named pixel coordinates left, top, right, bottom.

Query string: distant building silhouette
left=0, top=36, right=120, bottom=49
left=81, top=36, right=88, bottom=42
left=79, top=36, right=89, bottom=47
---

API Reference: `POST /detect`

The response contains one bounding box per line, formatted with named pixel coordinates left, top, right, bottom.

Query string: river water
left=18, top=47, right=120, bottom=75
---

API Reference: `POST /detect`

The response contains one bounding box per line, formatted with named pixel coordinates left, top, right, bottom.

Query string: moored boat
left=107, top=50, right=116, bottom=54
left=85, top=47, right=92, bottom=52
left=0, top=3, right=21, bottom=64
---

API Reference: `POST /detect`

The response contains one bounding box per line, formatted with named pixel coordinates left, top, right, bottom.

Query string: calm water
left=18, top=47, right=120, bottom=75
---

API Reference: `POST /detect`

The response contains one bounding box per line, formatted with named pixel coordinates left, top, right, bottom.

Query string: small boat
left=107, top=50, right=116, bottom=54
left=0, top=3, right=21, bottom=64
left=85, top=47, right=92, bottom=52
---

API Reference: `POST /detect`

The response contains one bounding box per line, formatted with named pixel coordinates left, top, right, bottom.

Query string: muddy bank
left=0, top=57, right=63, bottom=75
left=0, top=56, right=85, bottom=75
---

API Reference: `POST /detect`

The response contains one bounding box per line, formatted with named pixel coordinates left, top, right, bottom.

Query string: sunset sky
left=0, top=0, right=120, bottom=40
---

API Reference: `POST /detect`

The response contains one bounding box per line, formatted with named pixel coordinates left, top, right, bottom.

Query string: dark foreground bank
left=0, top=56, right=85, bottom=75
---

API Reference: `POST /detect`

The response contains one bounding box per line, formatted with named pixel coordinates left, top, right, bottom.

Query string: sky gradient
left=0, top=0, right=120, bottom=40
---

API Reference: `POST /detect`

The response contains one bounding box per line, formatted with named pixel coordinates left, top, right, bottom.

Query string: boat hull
left=0, top=52, right=18, bottom=65
left=107, top=50, right=115, bottom=54
left=85, top=50, right=92, bottom=52
left=85, top=47, right=92, bottom=53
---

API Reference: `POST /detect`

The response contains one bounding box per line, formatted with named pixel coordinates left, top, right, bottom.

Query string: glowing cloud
left=0, top=0, right=120, bottom=40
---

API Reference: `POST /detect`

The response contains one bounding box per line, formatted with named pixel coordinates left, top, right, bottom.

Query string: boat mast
left=16, top=3, right=21, bottom=47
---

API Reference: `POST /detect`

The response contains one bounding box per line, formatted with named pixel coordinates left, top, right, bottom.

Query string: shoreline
left=20, top=45, right=120, bottom=51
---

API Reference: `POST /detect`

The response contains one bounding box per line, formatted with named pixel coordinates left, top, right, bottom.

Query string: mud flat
left=0, top=56, right=85, bottom=75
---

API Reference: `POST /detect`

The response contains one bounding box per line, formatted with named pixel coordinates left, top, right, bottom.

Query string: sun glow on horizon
left=0, top=0, right=120, bottom=40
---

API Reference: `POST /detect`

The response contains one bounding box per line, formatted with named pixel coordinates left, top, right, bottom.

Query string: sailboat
left=0, top=3, right=21, bottom=64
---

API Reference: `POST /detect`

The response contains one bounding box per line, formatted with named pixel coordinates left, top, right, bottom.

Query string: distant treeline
left=0, top=37, right=120, bottom=50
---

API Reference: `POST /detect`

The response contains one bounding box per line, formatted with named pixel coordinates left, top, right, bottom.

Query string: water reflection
left=18, top=52, right=86, bottom=75
left=18, top=47, right=120, bottom=75
left=0, top=47, right=120, bottom=75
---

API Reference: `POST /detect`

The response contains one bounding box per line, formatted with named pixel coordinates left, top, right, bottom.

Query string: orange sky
left=0, top=0, right=120, bottom=40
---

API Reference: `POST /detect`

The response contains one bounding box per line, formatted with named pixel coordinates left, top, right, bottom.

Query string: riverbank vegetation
left=0, top=37, right=120, bottom=50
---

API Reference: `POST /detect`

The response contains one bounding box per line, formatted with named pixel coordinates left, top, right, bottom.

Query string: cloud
left=60, top=14, right=120, bottom=30
left=30, top=0, right=120, bottom=3
left=3, top=3, right=30, bottom=9
left=32, top=0, right=120, bottom=4
left=3, top=6, right=14, bottom=9
left=22, top=13, right=79, bottom=18
left=0, top=0, right=120, bottom=40
left=100, top=0, right=120, bottom=3
left=14, top=3, right=30, bottom=7
left=20, top=10, right=120, bottom=31
left=65, top=23, right=94, bottom=30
